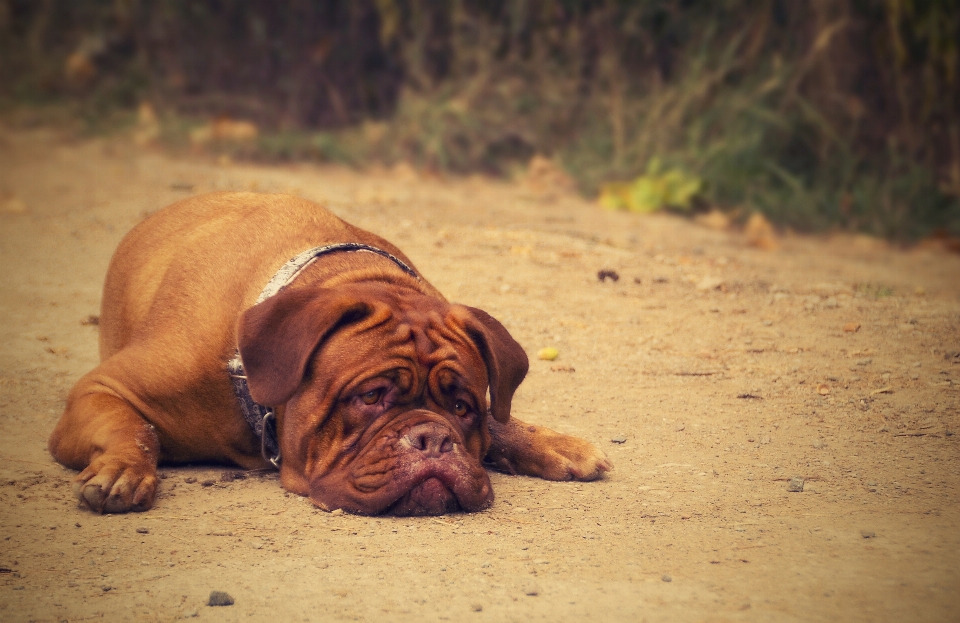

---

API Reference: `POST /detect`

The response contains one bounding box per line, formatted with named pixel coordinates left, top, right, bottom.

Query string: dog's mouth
left=308, top=422, right=493, bottom=516
left=350, top=456, right=492, bottom=516
left=385, top=477, right=461, bottom=516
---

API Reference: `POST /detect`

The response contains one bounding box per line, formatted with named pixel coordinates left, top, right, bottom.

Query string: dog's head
left=237, top=282, right=528, bottom=515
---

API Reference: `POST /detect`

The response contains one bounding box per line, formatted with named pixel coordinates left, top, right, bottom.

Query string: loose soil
left=1, top=126, right=958, bottom=622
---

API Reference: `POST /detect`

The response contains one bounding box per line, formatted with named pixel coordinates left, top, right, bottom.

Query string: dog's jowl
left=49, top=192, right=611, bottom=515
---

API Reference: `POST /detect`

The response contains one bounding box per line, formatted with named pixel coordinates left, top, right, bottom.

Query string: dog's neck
left=255, top=243, right=420, bottom=303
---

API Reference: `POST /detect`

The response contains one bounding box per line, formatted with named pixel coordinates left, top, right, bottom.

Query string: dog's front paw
left=487, top=419, right=613, bottom=481
left=74, top=455, right=158, bottom=513
left=527, top=429, right=613, bottom=481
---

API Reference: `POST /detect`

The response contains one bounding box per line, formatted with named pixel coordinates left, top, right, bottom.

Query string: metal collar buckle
left=261, top=411, right=281, bottom=468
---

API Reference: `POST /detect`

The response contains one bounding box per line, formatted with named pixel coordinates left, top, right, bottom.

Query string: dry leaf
left=190, top=117, right=258, bottom=145
left=391, top=161, right=420, bottom=182
left=524, top=154, right=576, bottom=195
left=133, top=101, right=161, bottom=146
left=1, top=195, right=27, bottom=214
left=843, top=322, right=861, bottom=333
left=744, top=212, right=778, bottom=250
left=64, top=51, right=96, bottom=88
left=694, top=209, right=731, bottom=231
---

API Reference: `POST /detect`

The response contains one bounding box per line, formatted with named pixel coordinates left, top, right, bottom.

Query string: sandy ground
left=0, top=126, right=958, bottom=623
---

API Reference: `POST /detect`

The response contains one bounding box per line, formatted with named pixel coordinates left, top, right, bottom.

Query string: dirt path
left=1, top=126, right=958, bottom=622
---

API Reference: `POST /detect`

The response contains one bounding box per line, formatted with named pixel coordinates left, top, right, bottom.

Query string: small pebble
left=184, top=477, right=197, bottom=484
left=471, top=603, right=483, bottom=612
left=696, top=276, right=724, bottom=291
left=812, top=439, right=827, bottom=450
left=208, top=591, right=234, bottom=607
left=136, top=527, right=149, bottom=534
left=522, top=583, right=540, bottom=596
left=787, top=477, right=805, bottom=492
left=860, top=530, right=876, bottom=539
left=611, top=436, right=627, bottom=444
left=662, top=575, right=672, bottom=582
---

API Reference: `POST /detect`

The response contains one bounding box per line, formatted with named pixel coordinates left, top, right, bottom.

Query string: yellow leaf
left=537, top=347, right=559, bottom=361
left=598, top=183, right=630, bottom=210
left=600, top=159, right=702, bottom=213
left=627, top=176, right=664, bottom=212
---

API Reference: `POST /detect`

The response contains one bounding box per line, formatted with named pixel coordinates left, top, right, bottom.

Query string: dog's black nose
left=403, top=423, right=454, bottom=457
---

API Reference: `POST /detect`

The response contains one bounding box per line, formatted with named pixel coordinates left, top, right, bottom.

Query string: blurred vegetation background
left=1, top=0, right=958, bottom=240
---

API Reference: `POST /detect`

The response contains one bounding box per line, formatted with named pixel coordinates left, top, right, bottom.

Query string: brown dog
left=49, top=192, right=611, bottom=515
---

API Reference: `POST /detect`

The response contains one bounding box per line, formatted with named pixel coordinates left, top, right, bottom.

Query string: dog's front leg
left=49, top=370, right=160, bottom=513
left=484, top=417, right=612, bottom=481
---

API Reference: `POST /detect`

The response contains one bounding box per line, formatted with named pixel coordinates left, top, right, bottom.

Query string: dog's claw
left=568, top=453, right=613, bottom=481
left=75, top=457, right=157, bottom=514
left=559, top=449, right=612, bottom=482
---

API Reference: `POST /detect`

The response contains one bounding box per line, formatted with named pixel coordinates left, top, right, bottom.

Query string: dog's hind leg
left=484, top=417, right=612, bottom=481
left=49, top=368, right=160, bottom=514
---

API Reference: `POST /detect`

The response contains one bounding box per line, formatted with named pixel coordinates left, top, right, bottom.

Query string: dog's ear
left=453, top=306, right=529, bottom=423
left=237, top=286, right=381, bottom=406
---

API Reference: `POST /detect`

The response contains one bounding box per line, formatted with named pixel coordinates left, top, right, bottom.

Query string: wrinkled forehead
left=318, top=292, right=488, bottom=389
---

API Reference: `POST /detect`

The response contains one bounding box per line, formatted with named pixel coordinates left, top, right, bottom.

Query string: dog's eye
left=360, top=389, right=383, bottom=405
left=453, top=400, right=470, bottom=417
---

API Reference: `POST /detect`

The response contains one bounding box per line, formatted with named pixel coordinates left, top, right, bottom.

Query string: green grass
left=4, top=1, right=957, bottom=241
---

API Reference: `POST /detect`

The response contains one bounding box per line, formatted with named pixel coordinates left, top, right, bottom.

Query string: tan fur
left=49, top=192, right=611, bottom=515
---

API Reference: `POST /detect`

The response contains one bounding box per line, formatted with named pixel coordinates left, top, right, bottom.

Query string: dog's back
left=99, top=192, right=367, bottom=359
